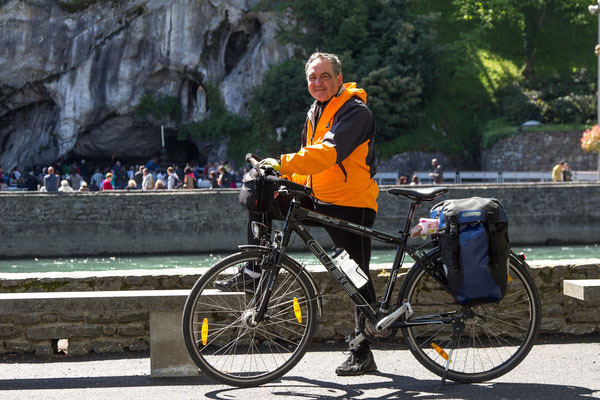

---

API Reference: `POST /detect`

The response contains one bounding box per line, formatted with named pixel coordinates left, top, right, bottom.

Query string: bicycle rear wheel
left=398, top=250, right=541, bottom=383
left=182, top=250, right=317, bottom=387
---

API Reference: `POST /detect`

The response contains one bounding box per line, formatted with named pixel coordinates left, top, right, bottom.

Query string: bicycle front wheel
left=182, top=250, right=317, bottom=387
left=398, top=250, right=541, bottom=383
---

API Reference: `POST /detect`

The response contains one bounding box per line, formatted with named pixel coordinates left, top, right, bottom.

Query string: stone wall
left=0, top=260, right=598, bottom=355
left=1, top=183, right=599, bottom=258
left=481, top=130, right=598, bottom=172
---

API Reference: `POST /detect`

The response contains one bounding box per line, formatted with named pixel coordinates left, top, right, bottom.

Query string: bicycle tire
left=182, top=249, right=318, bottom=387
left=398, top=249, right=541, bottom=383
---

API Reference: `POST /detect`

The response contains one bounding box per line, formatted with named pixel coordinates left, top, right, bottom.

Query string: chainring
left=357, top=312, right=395, bottom=343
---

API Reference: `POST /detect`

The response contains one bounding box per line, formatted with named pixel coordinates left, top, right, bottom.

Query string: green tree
left=248, top=59, right=313, bottom=155
left=256, top=0, right=440, bottom=150
left=454, top=0, right=590, bottom=79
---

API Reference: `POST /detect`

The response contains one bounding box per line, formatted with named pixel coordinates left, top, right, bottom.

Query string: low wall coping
left=563, top=279, right=600, bottom=301
left=0, top=289, right=245, bottom=313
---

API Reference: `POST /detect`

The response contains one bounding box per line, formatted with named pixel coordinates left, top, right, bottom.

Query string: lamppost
left=589, top=1, right=600, bottom=178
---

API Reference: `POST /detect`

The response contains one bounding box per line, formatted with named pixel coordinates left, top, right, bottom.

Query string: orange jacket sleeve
left=280, top=142, right=338, bottom=176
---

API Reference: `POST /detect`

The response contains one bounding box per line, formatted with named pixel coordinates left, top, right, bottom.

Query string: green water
left=0, top=244, right=598, bottom=274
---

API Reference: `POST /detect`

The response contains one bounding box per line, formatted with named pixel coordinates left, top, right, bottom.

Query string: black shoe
left=214, top=271, right=260, bottom=294
left=335, top=350, right=377, bottom=376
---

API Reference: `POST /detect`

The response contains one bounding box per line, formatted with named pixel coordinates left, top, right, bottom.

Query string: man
left=134, top=165, right=144, bottom=188
left=116, top=166, right=129, bottom=189
left=166, top=166, right=180, bottom=189
left=429, top=158, right=443, bottom=184
left=90, top=168, right=104, bottom=191
left=25, top=171, right=39, bottom=191
left=141, top=168, right=154, bottom=190
left=43, top=166, right=60, bottom=192
left=215, top=52, right=379, bottom=376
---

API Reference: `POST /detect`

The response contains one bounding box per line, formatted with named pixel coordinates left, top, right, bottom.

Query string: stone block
left=0, top=324, right=22, bottom=338
left=314, top=324, right=336, bottom=340
left=5, top=341, right=32, bottom=352
left=128, top=338, right=149, bottom=352
left=334, top=320, right=354, bottom=336
left=540, top=318, right=566, bottom=333
left=124, top=276, right=146, bottom=286
left=87, top=314, right=115, bottom=323
left=181, top=275, right=201, bottom=288
left=61, top=313, right=86, bottom=322
left=117, top=312, right=148, bottom=323
left=42, top=314, right=58, bottom=322
left=117, top=324, right=146, bottom=336
left=564, top=279, right=600, bottom=301
left=26, top=325, right=102, bottom=340
left=103, top=326, right=117, bottom=336
left=12, top=313, right=41, bottom=325
left=92, top=340, right=124, bottom=353
left=150, top=310, right=199, bottom=377
left=568, top=309, right=600, bottom=323
left=68, top=339, right=92, bottom=356
left=562, top=323, right=599, bottom=335
left=35, top=341, right=55, bottom=356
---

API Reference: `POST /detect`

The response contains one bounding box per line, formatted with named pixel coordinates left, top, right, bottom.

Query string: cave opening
left=224, top=19, right=261, bottom=75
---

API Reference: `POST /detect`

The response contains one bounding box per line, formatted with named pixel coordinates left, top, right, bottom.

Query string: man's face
left=306, top=58, right=343, bottom=102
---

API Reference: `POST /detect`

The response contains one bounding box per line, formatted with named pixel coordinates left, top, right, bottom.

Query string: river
left=0, top=244, right=598, bottom=274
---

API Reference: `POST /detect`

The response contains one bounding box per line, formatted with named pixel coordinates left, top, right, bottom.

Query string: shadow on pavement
left=0, top=370, right=598, bottom=400
left=204, top=374, right=599, bottom=400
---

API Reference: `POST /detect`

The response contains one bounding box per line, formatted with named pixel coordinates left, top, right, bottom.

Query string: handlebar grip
left=265, top=175, right=312, bottom=195
left=245, top=153, right=261, bottom=169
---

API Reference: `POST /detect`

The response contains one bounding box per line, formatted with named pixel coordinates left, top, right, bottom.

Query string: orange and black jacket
left=280, top=82, right=379, bottom=212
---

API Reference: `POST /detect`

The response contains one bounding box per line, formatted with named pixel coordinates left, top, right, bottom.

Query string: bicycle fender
left=237, top=245, right=323, bottom=316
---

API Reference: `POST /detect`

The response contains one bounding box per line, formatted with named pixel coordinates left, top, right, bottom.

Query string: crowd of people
left=0, top=157, right=247, bottom=192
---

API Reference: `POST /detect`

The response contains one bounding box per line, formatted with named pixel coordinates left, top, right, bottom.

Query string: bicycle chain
left=357, top=312, right=396, bottom=342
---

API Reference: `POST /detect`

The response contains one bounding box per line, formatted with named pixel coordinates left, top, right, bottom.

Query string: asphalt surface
left=0, top=340, right=598, bottom=400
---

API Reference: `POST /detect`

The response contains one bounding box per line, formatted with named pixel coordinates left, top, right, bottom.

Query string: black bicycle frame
left=274, top=194, right=435, bottom=324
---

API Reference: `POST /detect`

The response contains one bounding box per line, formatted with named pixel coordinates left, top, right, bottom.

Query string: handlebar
left=245, top=153, right=312, bottom=196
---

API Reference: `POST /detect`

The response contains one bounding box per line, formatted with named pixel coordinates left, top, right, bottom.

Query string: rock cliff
left=0, top=0, right=293, bottom=170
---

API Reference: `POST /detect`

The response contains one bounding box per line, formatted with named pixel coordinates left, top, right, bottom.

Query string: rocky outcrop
left=0, top=0, right=294, bottom=170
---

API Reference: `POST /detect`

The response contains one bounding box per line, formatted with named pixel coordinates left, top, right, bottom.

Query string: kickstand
left=440, top=320, right=464, bottom=389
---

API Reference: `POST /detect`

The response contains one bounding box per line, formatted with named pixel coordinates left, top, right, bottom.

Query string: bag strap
left=487, top=210, right=499, bottom=269
left=448, top=214, right=460, bottom=270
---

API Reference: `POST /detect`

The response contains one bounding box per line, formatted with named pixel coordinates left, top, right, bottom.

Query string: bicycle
left=182, top=155, right=541, bottom=387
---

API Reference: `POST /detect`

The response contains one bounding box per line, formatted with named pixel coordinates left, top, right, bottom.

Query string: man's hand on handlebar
left=258, top=158, right=281, bottom=172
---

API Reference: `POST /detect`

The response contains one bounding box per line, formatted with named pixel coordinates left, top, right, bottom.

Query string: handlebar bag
left=430, top=197, right=510, bottom=305
left=238, top=168, right=275, bottom=213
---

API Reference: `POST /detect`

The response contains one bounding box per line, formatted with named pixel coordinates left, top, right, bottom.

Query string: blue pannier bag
left=430, top=197, right=510, bottom=305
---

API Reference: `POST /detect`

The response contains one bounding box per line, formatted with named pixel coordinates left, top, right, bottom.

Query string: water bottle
left=333, top=249, right=368, bottom=288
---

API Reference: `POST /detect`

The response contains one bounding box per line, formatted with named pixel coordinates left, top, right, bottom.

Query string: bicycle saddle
left=387, top=186, right=448, bottom=201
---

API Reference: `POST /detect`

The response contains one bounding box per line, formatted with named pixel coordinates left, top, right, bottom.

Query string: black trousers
left=247, top=193, right=377, bottom=347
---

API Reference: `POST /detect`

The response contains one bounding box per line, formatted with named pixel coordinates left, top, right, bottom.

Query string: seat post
left=401, top=200, right=422, bottom=241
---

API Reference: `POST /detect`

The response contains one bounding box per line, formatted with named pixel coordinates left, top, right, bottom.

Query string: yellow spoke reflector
left=201, top=318, right=208, bottom=346
left=293, top=297, right=302, bottom=323
left=431, top=342, right=450, bottom=361
left=508, top=273, right=513, bottom=282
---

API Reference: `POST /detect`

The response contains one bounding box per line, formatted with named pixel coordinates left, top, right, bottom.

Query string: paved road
left=0, top=341, right=599, bottom=400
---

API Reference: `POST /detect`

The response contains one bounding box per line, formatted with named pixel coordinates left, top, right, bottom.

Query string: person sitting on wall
left=562, top=162, right=572, bottom=182
left=552, top=161, right=566, bottom=182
